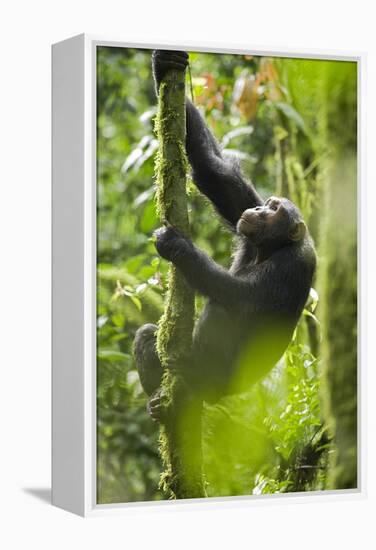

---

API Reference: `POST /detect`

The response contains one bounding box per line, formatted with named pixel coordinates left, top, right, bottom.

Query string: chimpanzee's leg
left=133, top=324, right=163, bottom=397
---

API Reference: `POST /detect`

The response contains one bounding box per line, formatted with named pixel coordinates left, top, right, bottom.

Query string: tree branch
left=154, top=63, right=206, bottom=499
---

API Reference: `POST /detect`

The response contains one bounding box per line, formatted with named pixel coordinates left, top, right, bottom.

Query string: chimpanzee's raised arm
left=185, top=100, right=263, bottom=227
left=152, top=50, right=263, bottom=228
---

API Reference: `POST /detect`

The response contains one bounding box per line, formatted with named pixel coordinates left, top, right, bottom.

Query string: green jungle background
left=96, top=47, right=357, bottom=503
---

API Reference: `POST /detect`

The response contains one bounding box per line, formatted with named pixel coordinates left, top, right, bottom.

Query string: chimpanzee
left=134, top=50, right=316, bottom=420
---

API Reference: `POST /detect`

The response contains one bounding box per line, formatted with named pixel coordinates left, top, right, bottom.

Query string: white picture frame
left=52, top=34, right=366, bottom=517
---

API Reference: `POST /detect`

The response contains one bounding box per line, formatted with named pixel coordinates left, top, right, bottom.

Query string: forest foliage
left=96, top=47, right=357, bottom=503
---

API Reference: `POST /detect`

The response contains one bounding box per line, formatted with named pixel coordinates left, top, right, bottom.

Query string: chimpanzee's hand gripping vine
left=134, top=50, right=316, bottom=420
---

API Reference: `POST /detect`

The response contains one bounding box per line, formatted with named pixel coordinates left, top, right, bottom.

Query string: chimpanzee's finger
left=158, top=61, right=188, bottom=72
left=155, top=50, right=188, bottom=59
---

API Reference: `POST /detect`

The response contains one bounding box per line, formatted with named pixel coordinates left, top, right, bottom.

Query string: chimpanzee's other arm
left=155, top=226, right=252, bottom=305
left=185, top=99, right=263, bottom=226
left=152, top=50, right=263, bottom=228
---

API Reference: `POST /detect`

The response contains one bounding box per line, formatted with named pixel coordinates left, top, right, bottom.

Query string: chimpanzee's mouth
left=240, top=214, right=260, bottom=228
left=237, top=216, right=257, bottom=236
left=238, top=217, right=253, bottom=231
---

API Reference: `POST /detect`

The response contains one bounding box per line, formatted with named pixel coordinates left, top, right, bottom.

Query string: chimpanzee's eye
left=265, top=197, right=279, bottom=210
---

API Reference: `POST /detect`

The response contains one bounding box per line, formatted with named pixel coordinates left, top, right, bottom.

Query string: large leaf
left=98, top=350, right=131, bottom=363
left=221, top=125, right=254, bottom=148
left=274, top=102, right=308, bottom=135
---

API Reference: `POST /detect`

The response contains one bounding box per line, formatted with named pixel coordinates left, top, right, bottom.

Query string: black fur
left=134, top=51, right=316, bottom=412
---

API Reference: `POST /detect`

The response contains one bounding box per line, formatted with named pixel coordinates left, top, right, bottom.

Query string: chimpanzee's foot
left=147, top=387, right=168, bottom=423
left=133, top=323, right=163, bottom=396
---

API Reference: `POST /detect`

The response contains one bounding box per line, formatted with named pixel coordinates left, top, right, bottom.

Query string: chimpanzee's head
left=236, top=197, right=306, bottom=248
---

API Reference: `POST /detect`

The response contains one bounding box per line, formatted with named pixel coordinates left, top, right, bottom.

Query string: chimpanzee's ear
left=289, top=220, right=306, bottom=242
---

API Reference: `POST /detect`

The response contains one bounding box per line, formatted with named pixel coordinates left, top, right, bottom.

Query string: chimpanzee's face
left=236, top=197, right=306, bottom=246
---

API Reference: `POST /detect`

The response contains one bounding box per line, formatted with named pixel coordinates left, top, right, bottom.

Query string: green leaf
left=274, top=125, right=288, bottom=141
left=221, top=125, right=254, bottom=147
left=98, top=350, right=130, bottom=362
left=303, top=309, right=320, bottom=324
left=274, top=102, right=307, bottom=134
left=309, top=287, right=319, bottom=312
left=130, top=295, right=142, bottom=311
left=111, top=313, right=125, bottom=327
left=140, top=201, right=157, bottom=233
left=121, top=135, right=157, bottom=173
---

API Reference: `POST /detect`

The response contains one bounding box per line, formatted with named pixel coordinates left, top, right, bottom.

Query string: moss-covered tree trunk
left=319, top=152, right=357, bottom=489
left=273, top=60, right=357, bottom=491
left=154, top=66, right=206, bottom=499
left=317, top=63, right=358, bottom=490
